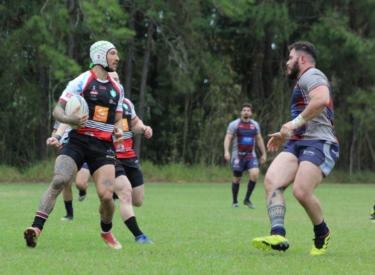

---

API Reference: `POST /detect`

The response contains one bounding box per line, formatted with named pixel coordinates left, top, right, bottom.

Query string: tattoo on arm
left=53, top=101, right=67, bottom=123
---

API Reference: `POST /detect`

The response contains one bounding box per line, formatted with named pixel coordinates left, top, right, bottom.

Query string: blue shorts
left=284, top=140, right=339, bottom=177
left=231, top=157, right=259, bottom=177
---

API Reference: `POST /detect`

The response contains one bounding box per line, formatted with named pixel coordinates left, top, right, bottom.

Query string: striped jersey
left=59, top=70, right=123, bottom=142
left=226, top=118, right=260, bottom=159
left=290, top=67, right=338, bottom=143
left=114, top=84, right=137, bottom=159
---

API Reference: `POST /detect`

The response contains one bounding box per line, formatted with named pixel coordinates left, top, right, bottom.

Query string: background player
left=109, top=71, right=153, bottom=244
left=224, top=103, right=267, bottom=208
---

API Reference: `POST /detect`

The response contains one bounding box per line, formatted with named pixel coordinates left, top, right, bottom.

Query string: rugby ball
left=65, top=95, right=89, bottom=129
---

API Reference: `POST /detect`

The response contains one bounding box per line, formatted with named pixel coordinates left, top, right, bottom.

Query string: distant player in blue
left=224, top=103, right=267, bottom=209
left=252, top=41, right=339, bottom=256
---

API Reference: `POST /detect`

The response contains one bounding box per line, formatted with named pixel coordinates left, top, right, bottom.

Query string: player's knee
left=250, top=175, right=258, bottom=182
left=51, top=175, right=70, bottom=191
left=292, top=186, right=308, bottom=202
left=132, top=196, right=144, bottom=207
left=263, top=174, right=275, bottom=192
left=117, top=188, right=132, bottom=204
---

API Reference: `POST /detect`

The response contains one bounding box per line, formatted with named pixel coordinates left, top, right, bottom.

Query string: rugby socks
left=64, top=200, right=73, bottom=216
left=313, top=220, right=329, bottom=238
left=232, top=182, right=239, bottom=204
left=32, top=212, right=49, bottom=231
left=78, top=190, right=86, bottom=197
left=100, top=217, right=113, bottom=233
left=245, top=180, right=256, bottom=201
left=124, top=216, right=143, bottom=237
left=271, top=226, right=286, bottom=237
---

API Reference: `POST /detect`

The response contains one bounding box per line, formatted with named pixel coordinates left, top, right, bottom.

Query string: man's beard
left=287, top=59, right=300, bottom=80
left=242, top=115, right=250, bottom=119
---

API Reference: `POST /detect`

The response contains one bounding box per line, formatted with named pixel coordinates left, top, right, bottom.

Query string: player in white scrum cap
left=24, top=41, right=125, bottom=250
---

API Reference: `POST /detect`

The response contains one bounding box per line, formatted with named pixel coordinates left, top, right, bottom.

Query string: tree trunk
left=250, top=40, right=263, bottom=105
left=263, top=23, right=273, bottom=98
left=124, top=0, right=136, bottom=98
left=133, top=20, right=154, bottom=157
left=38, top=66, right=49, bottom=160
left=68, top=0, right=76, bottom=59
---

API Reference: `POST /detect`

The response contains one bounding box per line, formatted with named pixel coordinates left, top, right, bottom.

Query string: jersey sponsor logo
left=122, top=118, right=129, bottom=132
left=109, top=99, right=117, bottom=105
left=110, top=89, right=117, bottom=98
left=99, top=85, right=106, bottom=90
left=77, top=80, right=83, bottom=93
left=66, top=93, right=74, bottom=98
left=122, top=103, right=129, bottom=110
left=84, top=131, right=94, bottom=136
left=116, top=144, right=125, bottom=152
left=90, top=91, right=98, bottom=95
left=93, top=106, right=109, bottom=122
left=241, top=136, right=253, bottom=145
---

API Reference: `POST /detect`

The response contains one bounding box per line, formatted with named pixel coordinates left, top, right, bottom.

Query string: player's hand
left=66, top=105, right=89, bottom=128
left=260, top=154, right=267, bottom=164
left=279, top=121, right=296, bottom=138
left=224, top=152, right=231, bottom=161
left=267, top=132, right=288, bottom=152
left=114, top=126, right=124, bottom=144
left=46, top=137, right=59, bottom=147
left=142, top=126, right=153, bottom=139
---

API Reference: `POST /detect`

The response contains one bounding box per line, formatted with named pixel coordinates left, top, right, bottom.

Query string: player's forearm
left=56, top=123, right=70, bottom=136
left=223, top=137, right=231, bottom=153
left=132, top=119, right=146, bottom=134
left=115, top=114, right=123, bottom=131
left=258, top=142, right=267, bottom=156
left=53, top=102, right=69, bottom=124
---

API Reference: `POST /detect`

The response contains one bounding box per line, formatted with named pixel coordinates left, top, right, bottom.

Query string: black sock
left=125, top=216, right=143, bottom=237
left=100, top=217, right=113, bottom=233
left=32, top=214, right=48, bottom=231
left=245, top=180, right=256, bottom=201
left=64, top=200, right=73, bottom=216
left=78, top=190, right=86, bottom=196
left=232, top=183, right=239, bottom=203
left=313, top=220, right=329, bottom=238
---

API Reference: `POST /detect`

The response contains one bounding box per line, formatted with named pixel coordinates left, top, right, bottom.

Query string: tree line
left=1, top=0, right=375, bottom=175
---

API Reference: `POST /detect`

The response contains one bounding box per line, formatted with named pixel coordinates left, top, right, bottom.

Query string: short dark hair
left=288, top=41, right=318, bottom=63
left=241, top=103, right=252, bottom=111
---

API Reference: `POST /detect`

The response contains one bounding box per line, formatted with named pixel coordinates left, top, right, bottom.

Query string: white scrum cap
left=89, top=41, right=116, bottom=68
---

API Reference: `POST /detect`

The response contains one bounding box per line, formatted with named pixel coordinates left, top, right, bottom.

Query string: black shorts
left=115, top=157, right=144, bottom=188
left=59, top=132, right=116, bottom=175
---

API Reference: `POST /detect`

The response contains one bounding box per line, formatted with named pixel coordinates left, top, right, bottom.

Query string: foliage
left=1, top=0, right=375, bottom=172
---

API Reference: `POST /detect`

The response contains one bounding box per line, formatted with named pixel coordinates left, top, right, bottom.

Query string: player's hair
left=288, top=41, right=318, bottom=63
left=241, top=103, right=252, bottom=111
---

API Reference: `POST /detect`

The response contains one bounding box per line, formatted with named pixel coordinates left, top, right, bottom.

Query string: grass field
left=0, top=182, right=374, bottom=275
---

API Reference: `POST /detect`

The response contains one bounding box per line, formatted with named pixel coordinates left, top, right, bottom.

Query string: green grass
left=0, top=182, right=374, bottom=274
